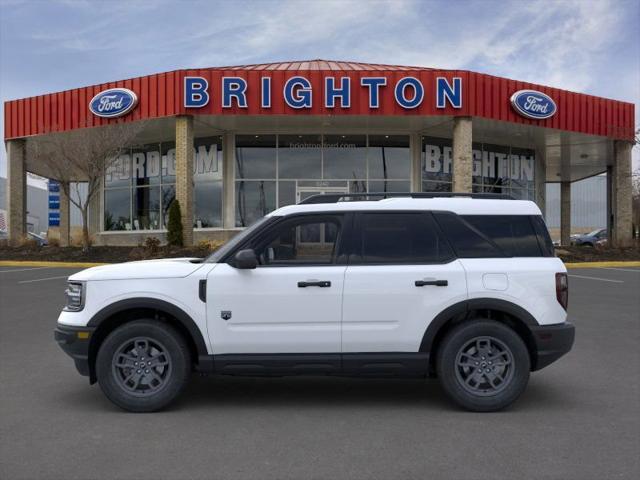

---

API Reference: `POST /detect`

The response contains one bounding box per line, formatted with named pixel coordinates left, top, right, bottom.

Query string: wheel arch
left=86, top=298, right=208, bottom=383
left=420, top=298, right=539, bottom=373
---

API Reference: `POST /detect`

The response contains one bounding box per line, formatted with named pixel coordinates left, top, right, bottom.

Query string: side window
left=530, top=215, right=555, bottom=257
left=355, top=213, right=454, bottom=264
left=254, top=216, right=342, bottom=266
left=462, top=215, right=542, bottom=257
left=433, top=212, right=503, bottom=258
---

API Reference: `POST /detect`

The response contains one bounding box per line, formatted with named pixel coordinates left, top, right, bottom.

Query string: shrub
left=196, top=239, right=225, bottom=252
left=166, top=200, right=183, bottom=247
left=144, top=236, right=161, bottom=255
left=48, top=237, right=61, bottom=247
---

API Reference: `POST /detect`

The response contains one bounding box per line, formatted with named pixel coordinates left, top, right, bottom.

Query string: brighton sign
left=183, top=76, right=464, bottom=110
left=510, top=89, right=557, bottom=120
left=89, top=88, right=138, bottom=118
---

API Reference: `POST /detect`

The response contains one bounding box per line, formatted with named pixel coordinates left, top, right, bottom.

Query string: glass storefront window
left=422, top=136, right=536, bottom=198
left=236, top=180, right=276, bottom=227
left=278, top=134, right=322, bottom=179
left=104, top=188, right=131, bottom=231
left=368, top=135, right=410, bottom=180
left=133, top=186, right=161, bottom=230
left=236, top=135, right=276, bottom=179
left=104, top=136, right=223, bottom=232
left=323, top=135, right=367, bottom=180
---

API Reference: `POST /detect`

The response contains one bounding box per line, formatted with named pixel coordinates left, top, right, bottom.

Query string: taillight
left=556, top=273, right=568, bottom=310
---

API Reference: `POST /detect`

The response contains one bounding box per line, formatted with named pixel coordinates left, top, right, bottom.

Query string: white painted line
left=18, top=275, right=69, bottom=284
left=568, top=274, right=624, bottom=283
left=599, top=267, right=640, bottom=273
left=0, top=267, right=52, bottom=273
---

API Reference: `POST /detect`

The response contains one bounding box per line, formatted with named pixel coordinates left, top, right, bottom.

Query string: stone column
left=410, top=133, right=422, bottom=192
left=452, top=117, right=473, bottom=193
left=222, top=133, right=236, bottom=229
left=610, top=141, right=633, bottom=247
left=6, top=139, right=27, bottom=245
left=175, top=115, right=194, bottom=246
left=59, top=182, right=70, bottom=247
left=560, top=181, right=571, bottom=246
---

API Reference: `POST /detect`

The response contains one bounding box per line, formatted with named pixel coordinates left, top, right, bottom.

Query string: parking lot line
left=18, top=275, right=70, bottom=284
left=0, top=267, right=52, bottom=273
left=568, top=274, right=624, bottom=283
left=599, top=267, right=640, bottom=273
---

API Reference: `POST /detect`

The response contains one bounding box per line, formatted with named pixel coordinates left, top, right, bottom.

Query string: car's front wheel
left=96, top=320, right=191, bottom=412
left=436, top=320, right=530, bottom=412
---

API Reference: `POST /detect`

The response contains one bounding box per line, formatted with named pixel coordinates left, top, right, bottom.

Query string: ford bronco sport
left=55, top=193, right=574, bottom=412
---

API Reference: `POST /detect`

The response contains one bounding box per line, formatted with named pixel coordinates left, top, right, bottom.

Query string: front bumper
left=54, top=324, right=95, bottom=377
left=530, top=321, right=575, bottom=371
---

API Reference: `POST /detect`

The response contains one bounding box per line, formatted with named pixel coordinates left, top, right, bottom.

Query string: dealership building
left=3, top=60, right=636, bottom=246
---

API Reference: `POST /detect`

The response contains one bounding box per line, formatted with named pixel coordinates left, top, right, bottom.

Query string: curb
left=564, top=261, right=640, bottom=268
left=0, top=260, right=108, bottom=268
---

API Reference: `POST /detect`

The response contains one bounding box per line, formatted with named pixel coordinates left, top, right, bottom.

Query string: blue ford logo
left=89, top=88, right=138, bottom=118
left=510, top=89, right=556, bottom=120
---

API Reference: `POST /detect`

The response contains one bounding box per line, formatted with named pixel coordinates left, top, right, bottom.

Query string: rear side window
left=433, top=212, right=503, bottom=258
left=530, top=215, right=555, bottom=257
left=462, top=215, right=542, bottom=257
left=354, top=213, right=454, bottom=264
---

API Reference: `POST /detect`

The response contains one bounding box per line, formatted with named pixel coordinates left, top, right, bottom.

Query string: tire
left=96, top=320, right=191, bottom=412
left=436, top=319, right=530, bottom=412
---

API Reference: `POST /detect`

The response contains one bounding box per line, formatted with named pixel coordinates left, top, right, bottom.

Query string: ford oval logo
left=89, top=88, right=138, bottom=118
left=510, top=89, right=556, bottom=120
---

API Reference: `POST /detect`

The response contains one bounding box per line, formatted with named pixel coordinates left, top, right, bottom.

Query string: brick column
left=59, top=182, right=70, bottom=247
left=175, top=115, right=194, bottom=245
left=6, top=139, right=27, bottom=245
left=410, top=133, right=422, bottom=192
left=452, top=117, right=472, bottom=193
left=610, top=141, right=633, bottom=247
left=560, top=181, right=571, bottom=246
left=222, top=133, right=236, bottom=229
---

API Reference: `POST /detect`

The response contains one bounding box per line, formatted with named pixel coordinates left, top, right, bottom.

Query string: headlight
left=64, top=282, right=85, bottom=312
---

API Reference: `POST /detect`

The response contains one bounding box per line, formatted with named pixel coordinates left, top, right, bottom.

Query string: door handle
left=415, top=279, right=448, bottom=287
left=298, top=280, right=331, bottom=288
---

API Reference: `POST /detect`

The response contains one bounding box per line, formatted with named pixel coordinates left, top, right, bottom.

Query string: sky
left=0, top=0, right=638, bottom=182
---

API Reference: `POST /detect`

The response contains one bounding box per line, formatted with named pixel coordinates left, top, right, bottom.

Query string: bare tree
left=27, top=122, right=143, bottom=250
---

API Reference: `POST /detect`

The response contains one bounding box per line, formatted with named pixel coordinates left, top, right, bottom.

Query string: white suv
left=55, top=193, right=574, bottom=412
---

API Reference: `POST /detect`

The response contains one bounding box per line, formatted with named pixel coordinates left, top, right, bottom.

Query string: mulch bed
left=555, top=245, right=640, bottom=263
left=0, top=245, right=214, bottom=263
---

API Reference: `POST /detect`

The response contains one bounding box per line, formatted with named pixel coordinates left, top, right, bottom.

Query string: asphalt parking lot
left=1, top=265, right=639, bottom=480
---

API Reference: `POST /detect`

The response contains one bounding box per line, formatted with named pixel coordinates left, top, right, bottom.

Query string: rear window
left=462, top=215, right=542, bottom=257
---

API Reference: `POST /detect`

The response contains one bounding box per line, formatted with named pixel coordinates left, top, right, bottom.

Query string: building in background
left=0, top=177, right=48, bottom=234
left=3, top=60, right=635, bottom=247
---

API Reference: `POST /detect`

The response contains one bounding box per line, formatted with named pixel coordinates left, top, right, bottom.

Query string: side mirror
left=233, top=249, right=258, bottom=269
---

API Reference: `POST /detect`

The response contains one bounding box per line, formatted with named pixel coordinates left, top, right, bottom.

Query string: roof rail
left=298, top=192, right=514, bottom=204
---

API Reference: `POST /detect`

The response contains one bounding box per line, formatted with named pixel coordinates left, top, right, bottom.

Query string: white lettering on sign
left=97, top=95, right=124, bottom=112
left=106, top=144, right=220, bottom=182
left=423, top=143, right=534, bottom=181
left=523, top=95, right=549, bottom=114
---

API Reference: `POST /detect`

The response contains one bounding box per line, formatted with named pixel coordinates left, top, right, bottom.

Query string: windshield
left=587, top=229, right=603, bottom=237
left=205, top=216, right=273, bottom=263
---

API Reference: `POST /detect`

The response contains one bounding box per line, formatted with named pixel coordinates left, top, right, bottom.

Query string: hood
left=69, top=258, right=205, bottom=281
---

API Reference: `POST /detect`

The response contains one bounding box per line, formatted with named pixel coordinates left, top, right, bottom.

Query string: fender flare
left=419, top=298, right=538, bottom=353
left=87, top=298, right=208, bottom=356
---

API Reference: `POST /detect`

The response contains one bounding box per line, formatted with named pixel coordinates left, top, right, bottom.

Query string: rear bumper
left=530, top=322, right=575, bottom=371
left=54, top=324, right=95, bottom=377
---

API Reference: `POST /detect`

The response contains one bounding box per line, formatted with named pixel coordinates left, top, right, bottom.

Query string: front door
left=207, top=213, right=348, bottom=355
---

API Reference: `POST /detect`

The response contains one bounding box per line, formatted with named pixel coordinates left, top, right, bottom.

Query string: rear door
left=341, top=212, right=468, bottom=353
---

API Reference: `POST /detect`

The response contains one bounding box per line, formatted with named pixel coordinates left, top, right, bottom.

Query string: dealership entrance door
left=295, top=186, right=348, bottom=204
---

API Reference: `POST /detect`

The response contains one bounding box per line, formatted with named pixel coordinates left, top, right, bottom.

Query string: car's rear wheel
left=436, top=320, right=530, bottom=412
left=96, top=320, right=191, bottom=412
